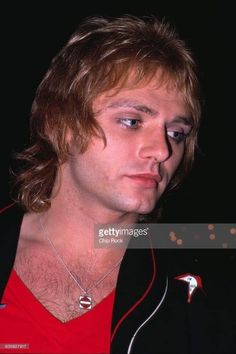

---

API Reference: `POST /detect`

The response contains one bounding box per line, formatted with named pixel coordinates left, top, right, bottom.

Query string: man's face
left=64, top=77, right=192, bottom=217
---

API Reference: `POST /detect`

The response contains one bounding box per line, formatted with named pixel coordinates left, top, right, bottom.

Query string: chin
left=124, top=198, right=157, bottom=215
left=136, top=205, right=156, bottom=215
left=108, top=191, right=158, bottom=216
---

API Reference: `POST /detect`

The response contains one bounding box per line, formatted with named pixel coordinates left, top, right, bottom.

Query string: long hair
left=12, top=14, right=202, bottom=212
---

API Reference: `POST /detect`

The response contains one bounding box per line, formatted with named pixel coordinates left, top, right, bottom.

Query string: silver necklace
left=39, top=216, right=122, bottom=310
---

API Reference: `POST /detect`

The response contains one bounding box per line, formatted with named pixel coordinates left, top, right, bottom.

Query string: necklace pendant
left=79, top=295, right=92, bottom=309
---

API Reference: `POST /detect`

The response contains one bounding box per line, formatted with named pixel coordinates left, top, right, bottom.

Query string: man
left=1, top=14, right=235, bottom=354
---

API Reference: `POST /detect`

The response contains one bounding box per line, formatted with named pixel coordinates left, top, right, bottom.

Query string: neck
left=38, top=193, right=137, bottom=264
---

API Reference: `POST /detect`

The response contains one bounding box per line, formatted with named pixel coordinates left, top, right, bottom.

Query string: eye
left=167, top=130, right=187, bottom=143
left=119, top=118, right=142, bottom=130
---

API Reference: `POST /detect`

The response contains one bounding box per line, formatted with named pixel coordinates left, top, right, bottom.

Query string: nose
left=138, top=130, right=171, bottom=163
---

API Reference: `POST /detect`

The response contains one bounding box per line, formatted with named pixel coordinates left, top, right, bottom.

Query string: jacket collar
left=0, top=203, right=24, bottom=301
left=111, top=242, right=169, bottom=352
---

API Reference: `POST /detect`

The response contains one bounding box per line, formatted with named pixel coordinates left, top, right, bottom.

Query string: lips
left=126, top=173, right=162, bottom=188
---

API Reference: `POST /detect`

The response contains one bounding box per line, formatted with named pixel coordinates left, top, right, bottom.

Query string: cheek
left=174, top=146, right=185, bottom=166
left=103, top=135, right=134, bottom=162
left=171, top=147, right=185, bottom=173
left=163, top=146, right=185, bottom=177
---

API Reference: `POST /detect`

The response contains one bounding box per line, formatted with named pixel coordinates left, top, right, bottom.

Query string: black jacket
left=1, top=204, right=236, bottom=354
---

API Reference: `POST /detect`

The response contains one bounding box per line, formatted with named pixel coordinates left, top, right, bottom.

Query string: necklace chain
left=39, top=216, right=122, bottom=304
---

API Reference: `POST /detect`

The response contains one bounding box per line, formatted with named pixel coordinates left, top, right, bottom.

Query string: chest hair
left=14, top=251, right=118, bottom=322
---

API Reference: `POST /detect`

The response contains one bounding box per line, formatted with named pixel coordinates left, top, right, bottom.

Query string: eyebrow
left=106, top=100, right=157, bottom=116
left=171, top=116, right=193, bottom=126
left=105, top=99, right=193, bottom=126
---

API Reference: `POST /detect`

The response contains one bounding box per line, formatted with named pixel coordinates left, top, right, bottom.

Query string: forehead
left=93, top=76, right=190, bottom=118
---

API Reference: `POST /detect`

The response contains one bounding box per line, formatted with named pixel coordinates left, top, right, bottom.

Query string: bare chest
left=14, top=254, right=117, bottom=323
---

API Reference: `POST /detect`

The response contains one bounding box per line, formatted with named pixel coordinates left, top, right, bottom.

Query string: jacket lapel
left=111, top=247, right=168, bottom=353
left=0, top=203, right=23, bottom=302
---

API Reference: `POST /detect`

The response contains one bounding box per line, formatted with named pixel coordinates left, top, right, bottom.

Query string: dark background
left=1, top=1, right=235, bottom=222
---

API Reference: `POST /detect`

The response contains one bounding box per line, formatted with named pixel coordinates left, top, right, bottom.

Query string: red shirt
left=0, top=270, right=115, bottom=353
